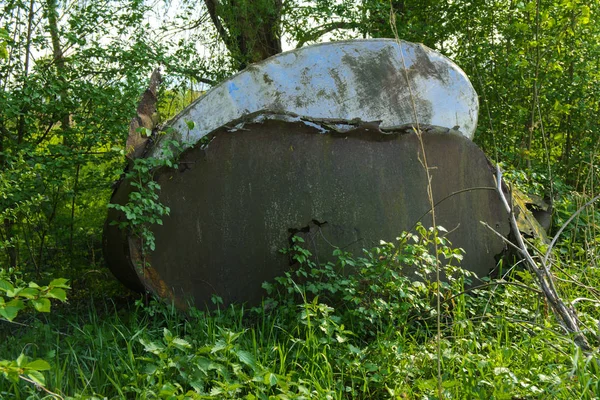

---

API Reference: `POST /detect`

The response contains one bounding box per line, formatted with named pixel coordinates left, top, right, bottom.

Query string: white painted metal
left=151, top=39, right=478, bottom=158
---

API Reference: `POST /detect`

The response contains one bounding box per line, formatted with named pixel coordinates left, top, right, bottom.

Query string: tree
left=0, top=0, right=171, bottom=273
left=443, top=0, right=600, bottom=187
left=204, top=0, right=283, bottom=70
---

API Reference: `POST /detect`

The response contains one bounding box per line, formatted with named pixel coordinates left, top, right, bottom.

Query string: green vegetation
left=1, top=0, right=600, bottom=398
left=1, top=223, right=599, bottom=398
left=0, top=271, right=69, bottom=389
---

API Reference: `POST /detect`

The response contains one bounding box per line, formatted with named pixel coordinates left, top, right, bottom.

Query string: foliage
left=0, top=270, right=69, bottom=388
left=268, top=224, right=468, bottom=340
left=0, top=28, right=8, bottom=60
left=108, top=135, right=184, bottom=254
left=0, top=354, right=52, bottom=389
left=0, top=0, right=209, bottom=279
left=1, top=0, right=598, bottom=281
left=0, top=271, right=69, bottom=321
left=1, top=225, right=598, bottom=398
left=1, top=0, right=600, bottom=399
left=444, top=0, right=600, bottom=184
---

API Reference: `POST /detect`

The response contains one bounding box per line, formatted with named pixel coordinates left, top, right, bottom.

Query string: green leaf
left=159, top=382, right=177, bottom=396
left=47, top=288, right=67, bottom=302
left=172, top=337, right=192, bottom=350
left=140, top=338, right=165, bottom=354
left=0, top=279, right=14, bottom=293
left=0, top=366, right=20, bottom=383
left=0, top=299, right=25, bottom=321
left=579, top=5, right=590, bottom=24
left=25, top=359, right=51, bottom=371
left=236, top=350, right=256, bottom=369
left=49, top=278, right=70, bottom=289
left=16, top=353, right=27, bottom=366
left=6, top=287, right=21, bottom=297
left=190, top=379, right=204, bottom=393
left=25, top=370, right=46, bottom=386
left=143, top=363, right=158, bottom=374
left=211, top=340, right=227, bottom=353
left=17, top=287, right=40, bottom=299
left=263, top=372, right=278, bottom=386
left=32, top=298, right=51, bottom=313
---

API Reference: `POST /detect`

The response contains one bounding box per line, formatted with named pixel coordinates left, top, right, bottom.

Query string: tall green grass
left=1, top=223, right=598, bottom=399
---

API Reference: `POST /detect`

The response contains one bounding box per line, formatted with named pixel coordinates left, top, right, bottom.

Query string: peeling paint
left=149, top=39, right=478, bottom=159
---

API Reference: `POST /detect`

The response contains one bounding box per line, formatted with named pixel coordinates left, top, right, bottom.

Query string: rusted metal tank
left=104, top=39, right=510, bottom=309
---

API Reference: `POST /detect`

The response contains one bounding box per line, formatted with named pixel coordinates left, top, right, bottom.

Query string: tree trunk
left=204, top=0, right=283, bottom=70
left=46, top=0, right=81, bottom=266
left=46, top=0, right=72, bottom=137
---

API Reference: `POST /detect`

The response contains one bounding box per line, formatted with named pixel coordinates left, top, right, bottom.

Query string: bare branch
left=543, top=193, right=600, bottom=267
left=203, top=0, right=232, bottom=50
left=295, top=21, right=360, bottom=48
left=495, top=166, right=594, bottom=353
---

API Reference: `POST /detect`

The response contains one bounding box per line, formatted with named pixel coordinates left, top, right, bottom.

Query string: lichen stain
left=295, top=96, right=308, bottom=109
left=263, top=73, right=273, bottom=84
left=408, top=46, right=451, bottom=85
left=341, top=46, right=433, bottom=122
left=270, top=89, right=285, bottom=111
left=328, top=68, right=348, bottom=101
left=300, top=67, right=311, bottom=86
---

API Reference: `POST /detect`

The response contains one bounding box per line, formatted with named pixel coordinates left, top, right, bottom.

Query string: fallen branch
left=494, top=166, right=593, bottom=352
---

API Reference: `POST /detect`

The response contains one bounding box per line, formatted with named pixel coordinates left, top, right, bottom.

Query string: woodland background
left=1, top=0, right=600, bottom=398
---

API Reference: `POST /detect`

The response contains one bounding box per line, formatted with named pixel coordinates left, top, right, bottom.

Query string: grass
left=1, top=224, right=599, bottom=399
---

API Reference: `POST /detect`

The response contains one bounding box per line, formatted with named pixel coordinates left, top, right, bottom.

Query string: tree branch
left=203, top=0, right=233, bottom=51
left=295, top=21, right=360, bottom=48
left=494, top=166, right=594, bottom=353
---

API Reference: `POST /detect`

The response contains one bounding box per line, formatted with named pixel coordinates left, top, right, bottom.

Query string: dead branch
left=495, top=166, right=593, bottom=352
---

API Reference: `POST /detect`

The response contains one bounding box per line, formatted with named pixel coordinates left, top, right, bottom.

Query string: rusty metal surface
left=148, top=39, right=478, bottom=160
left=104, top=119, right=509, bottom=308
left=103, top=179, right=145, bottom=293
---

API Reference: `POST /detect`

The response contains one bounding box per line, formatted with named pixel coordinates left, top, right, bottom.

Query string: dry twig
left=494, top=166, right=593, bottom=352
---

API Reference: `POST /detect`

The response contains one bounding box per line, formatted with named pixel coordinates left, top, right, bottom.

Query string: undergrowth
left=1, top=223, right=598, bottom=399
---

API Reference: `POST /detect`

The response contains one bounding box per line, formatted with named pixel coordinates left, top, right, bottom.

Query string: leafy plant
left=108, top=137, right=184, bottom=254
left=270, top=224, right=469, bottom=339
left=1, top=221, right=599, bottom=398
left=0, top=270, right=69, bottom=389
left=0, top=27, right=8, bottom=60
left=0, top=271, right=69, bottom=321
